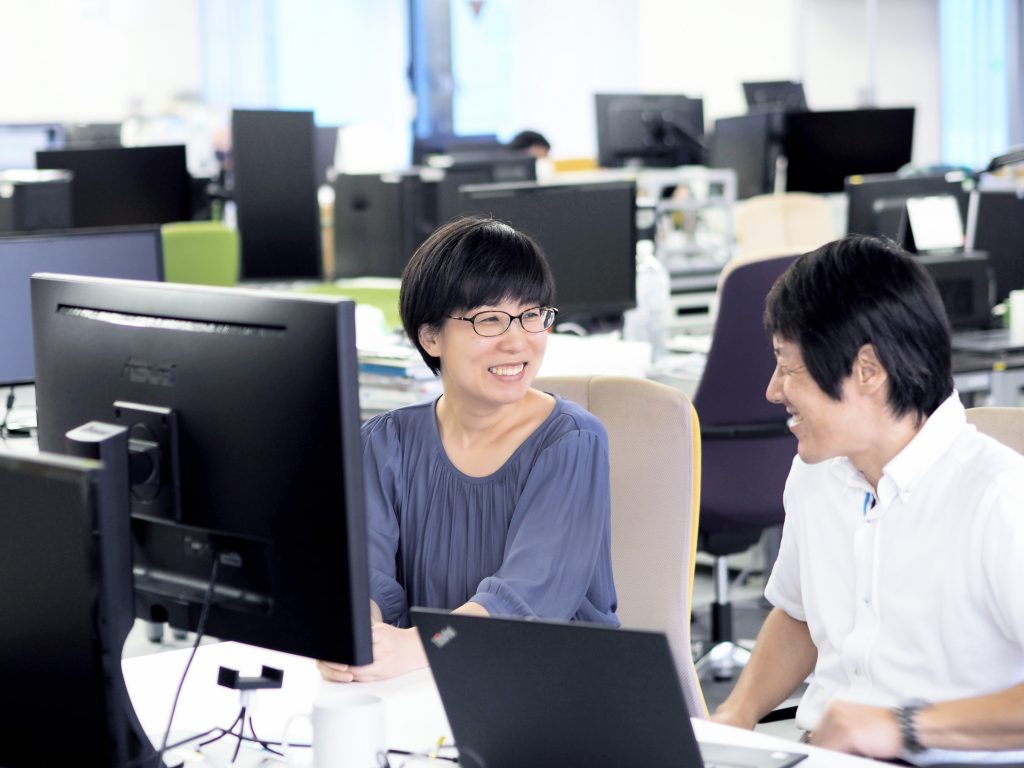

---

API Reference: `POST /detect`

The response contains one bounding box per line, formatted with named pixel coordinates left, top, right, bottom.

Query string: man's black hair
left=764, top=235, right=953, bottom=421
left=400, top=215, right=556, bottom=374
left=508, top=130, right=551, bottom=152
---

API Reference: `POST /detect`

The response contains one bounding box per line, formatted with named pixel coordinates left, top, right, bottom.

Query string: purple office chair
left=692, top=254, right=799, bottom=682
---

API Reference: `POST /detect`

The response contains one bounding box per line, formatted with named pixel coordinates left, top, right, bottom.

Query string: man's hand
left=709, top=704, right=760, bottom=731
left=317, top=623, right=427, bottom=683
left=809, top=700, right=903, bottom=758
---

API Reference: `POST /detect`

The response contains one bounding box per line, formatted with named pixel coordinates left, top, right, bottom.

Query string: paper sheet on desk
left=537, top=334, right=651, bottom=378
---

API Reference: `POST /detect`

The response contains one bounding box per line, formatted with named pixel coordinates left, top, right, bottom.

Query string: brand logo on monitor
left=122, top=357, right=177, bottom=387
left=430, top=625, right=458, bottom=649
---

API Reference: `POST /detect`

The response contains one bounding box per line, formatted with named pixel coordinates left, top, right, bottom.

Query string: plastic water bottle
left=622, top=240, right=671, bottom=362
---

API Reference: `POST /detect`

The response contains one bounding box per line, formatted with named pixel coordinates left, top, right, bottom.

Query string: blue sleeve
left=361, top=414, right=409, bottom=624
left=471, top=426, right=618, bottom=625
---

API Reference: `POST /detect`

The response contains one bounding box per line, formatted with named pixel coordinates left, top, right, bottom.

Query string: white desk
left=122, top=641, right=887, bottom=767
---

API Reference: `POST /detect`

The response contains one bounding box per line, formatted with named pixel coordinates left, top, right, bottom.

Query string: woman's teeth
left=489, top=364, right=524, bottom=376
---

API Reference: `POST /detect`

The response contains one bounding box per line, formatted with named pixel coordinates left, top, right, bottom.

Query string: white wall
left=0, top=0, right=201, bottom=122
left=0, top=0, right=943, bottom=164
left=452, top=0, right=641, bottom=157
left=635, top=0, right=941, bottom=165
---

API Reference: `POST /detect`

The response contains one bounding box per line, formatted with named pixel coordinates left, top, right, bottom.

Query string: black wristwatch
left=894, top=699, right=930, bottom=754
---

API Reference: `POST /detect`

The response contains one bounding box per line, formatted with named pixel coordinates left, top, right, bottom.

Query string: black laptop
left=412, top=608, right=807, bottom=768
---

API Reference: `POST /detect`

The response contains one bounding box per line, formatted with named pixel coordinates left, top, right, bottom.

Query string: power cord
left=150, top=555, right=222, bottom=768
left=0, top=386, right=15, bottom=440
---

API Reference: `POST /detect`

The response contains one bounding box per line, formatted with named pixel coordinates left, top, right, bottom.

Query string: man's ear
left=853, top=343, right=888, bottom=396
left=419, top=324, right=441, bottom=355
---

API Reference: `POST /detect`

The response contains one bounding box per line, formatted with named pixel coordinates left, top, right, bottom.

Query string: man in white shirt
left=712, top=236, right=1024, bottom=763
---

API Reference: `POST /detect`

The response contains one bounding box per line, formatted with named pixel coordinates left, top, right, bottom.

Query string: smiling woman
left=318, top=216, right=618, bottom=684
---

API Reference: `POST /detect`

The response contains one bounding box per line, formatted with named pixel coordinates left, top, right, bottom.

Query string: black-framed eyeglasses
left=447, top=306, right=558, bottom=337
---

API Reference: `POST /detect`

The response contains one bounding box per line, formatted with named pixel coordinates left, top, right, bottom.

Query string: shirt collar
left=827, top=392, right=967, bottom=504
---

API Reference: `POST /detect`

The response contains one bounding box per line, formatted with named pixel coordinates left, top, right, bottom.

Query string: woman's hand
left=317, top=623, right=428, bottom=683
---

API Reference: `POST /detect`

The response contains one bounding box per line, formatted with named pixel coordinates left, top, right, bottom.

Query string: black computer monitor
left=457, top=180, right=637, bottom=325
left=63, top=122, right=123, bottom=148
left=707, top=113, right=776, bottom=199
left=35, top=144, right=191, bottom=228
left=742, top=80, right=807, bottom=112
left=432, top=151, right=537, bottom=227
left=845, top=171, right=970, bottom=239
left=31, top=274, right=372, bottom=666
left=0, top=123, right=65, bottom=170
left=0, top=226, right=164, bottom=386
left=783, top=108, right=915, bottom=193
left=967, top=189, right=1024, bottom=304
left=0, top=447, right=146, bottom=767
left=594, top=93, right=706, bottom=168
left=412, top=133, right=503, bottom=165
left=231, top=109, right=323, bottom=280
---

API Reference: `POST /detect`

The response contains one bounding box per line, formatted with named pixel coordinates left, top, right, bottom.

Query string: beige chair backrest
left=966, top=407, right=1024, bottom=454
left=735, top=192, right=836, bottom=260
left=534, top=374, right=706, bottom=717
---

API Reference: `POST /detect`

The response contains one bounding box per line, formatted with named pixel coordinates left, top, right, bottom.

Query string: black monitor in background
left=967, top=188, right=1024, bottom=304
left=64, top=122, right=123, bottom=148
left=845, top=171, right=970, bottom=239
left=0, top=226, right=164, bottom=386
left=783, top=107, right=915, bottom=193
left=707, top=113, right=776, bottom=199
left=231, top=109, right=322, bottom=280
left=457, top=180, right=637, bottom=326
left=31, top=274, right=373, bottom=665
left=432, top=151, right=537, bottom=226
left=35, top=144, right=192, bottom=228
left=0, top=123, right=65, bottom=170
left=412, top=133, right=503, bottom=165
left=742, top=80, right=807, bottom=112
left=0, top=447, right=148, bottom=767
left=594, top=93, right=706, bottom=168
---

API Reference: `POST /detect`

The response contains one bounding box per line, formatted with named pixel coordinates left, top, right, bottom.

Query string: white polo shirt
left=765, top=394, right=1024, bottom=764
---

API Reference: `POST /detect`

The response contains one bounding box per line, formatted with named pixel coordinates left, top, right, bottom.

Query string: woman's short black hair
left=400, top=215, right=556, bottom=374
left=764, top=235, right=953, bottom=421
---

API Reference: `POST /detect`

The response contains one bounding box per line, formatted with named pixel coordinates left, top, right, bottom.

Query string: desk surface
left=122, top=641, right=887, bottom=767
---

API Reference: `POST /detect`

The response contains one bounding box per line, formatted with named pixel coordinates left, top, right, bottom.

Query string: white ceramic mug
left=282, top=690, right=386, bottom=768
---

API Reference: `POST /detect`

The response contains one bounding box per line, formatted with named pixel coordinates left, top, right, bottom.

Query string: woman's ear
left=418, top=324, right=441, bottom=355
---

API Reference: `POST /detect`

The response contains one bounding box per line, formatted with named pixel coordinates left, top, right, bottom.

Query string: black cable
left=152, top=555, right=222, bottom=768
left=0, top=386, right=15, bottom=440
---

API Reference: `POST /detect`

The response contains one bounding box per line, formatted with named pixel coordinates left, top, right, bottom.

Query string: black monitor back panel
left=783, top=108, right=915, bottom=194
left=594, top=93, right=705, bottom=168
left=708, top=113, right=775, bottom=199
left=969, top=189, right=1024, bottom=304
left=845, top=172, right=970, bottom=238
left=36, top=144, right=191, bottom=228
left=232, top=109, right=322, bottom=280
left=743, top=80, right=807, bottom=111
left=457, top=180, right=637, bottom=323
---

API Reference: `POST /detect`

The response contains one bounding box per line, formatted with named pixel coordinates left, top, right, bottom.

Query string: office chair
left=534, top=375, right=706, bottom=717
left=966, top=407, right=1024, bottom=454
left=735, top=192, right=835, bottom=260
left=161, top=221, right=240, bottom=287
left=692, top=254, right=799, bottom=682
